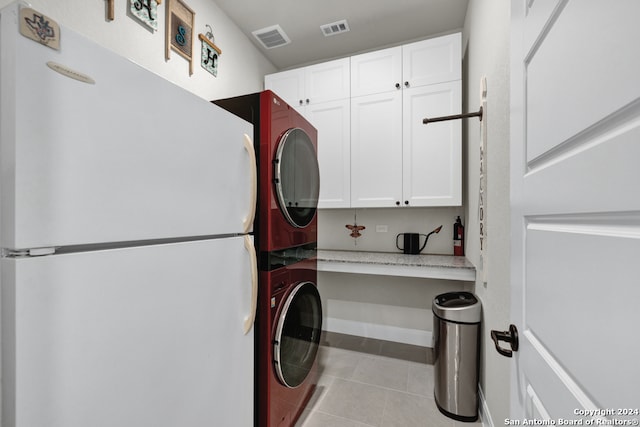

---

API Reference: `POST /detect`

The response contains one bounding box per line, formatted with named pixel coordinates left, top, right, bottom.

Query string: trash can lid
left=432, top=292, right=481, bottom=324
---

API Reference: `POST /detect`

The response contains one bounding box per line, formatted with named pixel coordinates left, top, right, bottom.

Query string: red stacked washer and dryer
left=213, top=91, right=322, bottom=427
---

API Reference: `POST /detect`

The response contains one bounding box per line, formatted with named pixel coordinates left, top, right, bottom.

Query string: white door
left=509, top=0, right=640, bottom=420
left=350, top=91, right=403, bottom=207
left=402, top=81, right=461, bottom=207
left=264, top=68, right=305, bottom=111
left=306, top=99, right=351, bottom=208
left=2, top=237, right=256, bottom=427
left=402, top=33, right=461, bottom=89
left=350, top=46, right=402, bottom=97
left=304, top=58, right=350, bottom=105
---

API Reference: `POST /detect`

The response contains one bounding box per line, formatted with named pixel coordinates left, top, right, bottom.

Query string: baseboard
left=324, top=316, right=432, bottom=347
left=479, top=385, right=494, bottom=427
left=321, top=330, right=433, bottom=364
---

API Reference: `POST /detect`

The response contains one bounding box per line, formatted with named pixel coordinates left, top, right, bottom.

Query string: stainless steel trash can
left=432, top=291, right=481, bottom=422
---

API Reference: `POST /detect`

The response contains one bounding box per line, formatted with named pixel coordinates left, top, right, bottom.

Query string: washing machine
left=258, top=256, right=322, bottom=427
left=213, top=91, right=321, bottom=426
left=212, top=90, right=320, bottom=265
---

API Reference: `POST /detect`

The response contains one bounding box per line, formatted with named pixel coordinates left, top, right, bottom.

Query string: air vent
left=320, top=20, right=350, bottom=37
left=252, top=24, right=291, bottom=49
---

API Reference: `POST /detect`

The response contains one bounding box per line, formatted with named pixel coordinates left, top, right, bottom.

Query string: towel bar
left=422, top=106, right=483, bottom=124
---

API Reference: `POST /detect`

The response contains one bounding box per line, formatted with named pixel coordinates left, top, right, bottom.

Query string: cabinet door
left=305, top=99, right=351, bottom=208
left=264, top=68, right=304, bottom=111
left=351, top=92, right=402, bottom=208
left=350, top=46, right=402, bottom=97
left=402, top=81, right=461, bottom=206
left=402, top=33, right=461, bottom=88
left=305, top=58, right=350, bottom=105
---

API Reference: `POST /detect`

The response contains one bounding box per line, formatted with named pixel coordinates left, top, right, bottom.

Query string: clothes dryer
left=213, top=91, right=319, bottom=265
left=257, top=256, right=322, bottom=427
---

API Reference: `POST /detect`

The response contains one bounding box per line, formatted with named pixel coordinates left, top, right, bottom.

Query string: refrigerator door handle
left=243, top=235, right=258, bottom=335
left=242, top=134, right=257, bottom=234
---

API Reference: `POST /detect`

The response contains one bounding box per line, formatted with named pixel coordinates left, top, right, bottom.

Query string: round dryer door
left=274, top=281, right=322, bottom=388
left=274, top=128, right=320, bottom=228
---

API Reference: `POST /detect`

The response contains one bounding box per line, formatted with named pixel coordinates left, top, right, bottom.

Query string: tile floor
left=294, top=342, right=482, bottom=427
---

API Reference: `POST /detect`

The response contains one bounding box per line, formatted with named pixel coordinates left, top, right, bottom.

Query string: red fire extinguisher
left=453, top=216, right=464, bottom=256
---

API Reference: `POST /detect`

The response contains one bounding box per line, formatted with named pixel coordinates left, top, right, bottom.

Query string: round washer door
left=274, top=128, right=320, bottom=228
left=274, top=281, right=322, bottom=388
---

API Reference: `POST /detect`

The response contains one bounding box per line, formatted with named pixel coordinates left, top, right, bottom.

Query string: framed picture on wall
left=165, top=0, right=195, bottom=75
left=130, top=0, right=161, bottom=31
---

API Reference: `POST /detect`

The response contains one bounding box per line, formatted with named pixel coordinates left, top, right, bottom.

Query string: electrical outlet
left=375, top=225, right=388, bottom=233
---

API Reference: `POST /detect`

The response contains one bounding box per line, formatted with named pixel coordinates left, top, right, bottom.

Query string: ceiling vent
left=320, top=20, right=350, bottom=37
left=252, top=24, right=291, bottom=49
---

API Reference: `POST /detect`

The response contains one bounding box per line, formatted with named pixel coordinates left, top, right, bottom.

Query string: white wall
left=462, top=0, right=511, bottom=424
left=0, top=0, right=276, bottom=100
left=317, top=206, right=471, bottom=346
left=319, top=207, right=464, bottom=254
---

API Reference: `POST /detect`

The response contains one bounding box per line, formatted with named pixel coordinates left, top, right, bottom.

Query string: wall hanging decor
left=477, top=77, right=488, bottom=284
left=165, top=0, right=195, bottom=75
left=106, top=0, right=114, bottom=21
left=345, top=211, right=365, bottom=245
left=345, top=223, right=365, bottom=239
left=131, top=0, right=161, bottom=31
left=199, top=25, right=221, bottom=76
left=20, top=7, right=60, bottom=50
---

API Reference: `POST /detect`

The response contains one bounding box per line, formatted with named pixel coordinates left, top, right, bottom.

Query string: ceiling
left=213, top=0, right=469, bottom=70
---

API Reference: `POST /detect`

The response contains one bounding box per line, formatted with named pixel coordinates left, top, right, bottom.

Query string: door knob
left=490, top=324, right=519, bottom=358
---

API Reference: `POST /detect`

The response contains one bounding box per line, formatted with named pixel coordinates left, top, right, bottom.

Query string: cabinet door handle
left=395, top=83, right=401, bottom=89
left=404, top=200, right=409, bottom=205
left=404, top=81, right=410, bottom=87
left=299, top=99, right=303, bottom=106
left=306, top=98, right=310, bottom=104
left=395, top=201, right=400, bottom=206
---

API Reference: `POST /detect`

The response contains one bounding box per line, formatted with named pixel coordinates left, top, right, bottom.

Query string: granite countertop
left=316, top=249, right=476, bottom=281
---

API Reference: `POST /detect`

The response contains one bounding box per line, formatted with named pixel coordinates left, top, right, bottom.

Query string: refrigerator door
left=0, top=6, right=255, bottom=250
left=1, top=237, right=255, bottom=427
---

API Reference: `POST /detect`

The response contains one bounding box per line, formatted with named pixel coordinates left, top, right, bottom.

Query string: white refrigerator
left=0, top=3, right=257, bottom=426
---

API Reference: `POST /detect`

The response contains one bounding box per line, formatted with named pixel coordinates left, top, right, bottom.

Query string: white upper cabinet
left=306, top=99, right=351, bottom=208
left=265, top=58, right=351, bottom=209
left=350, top=33, right=462, bottom=208
left=305, top=58, right=350, bottom=104
left=264, top=32, right=462, bottom=209
left=402, top=34, right=461, bottom=89
left=350, top=46, right=402, bottom=97
left=403, top=82, right=462, bottom=206
left=265, top=58, right=350, bottom=111
left=350, top=91, right=403, bottom=208
left=350, top=33, right=461, bottom=97
left=263, top=68, right=304, bottom=110
left=350, top=81, right=462, bottom=209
